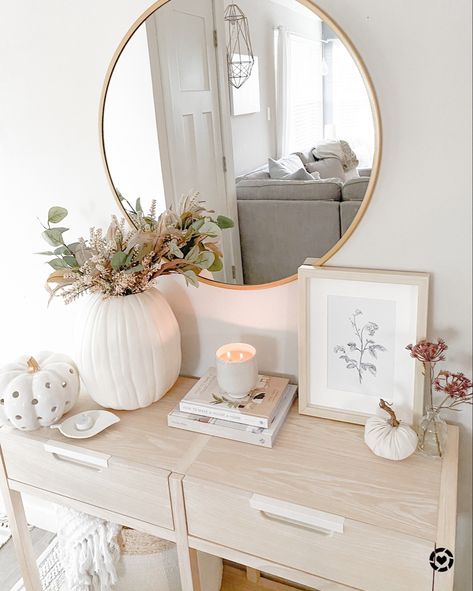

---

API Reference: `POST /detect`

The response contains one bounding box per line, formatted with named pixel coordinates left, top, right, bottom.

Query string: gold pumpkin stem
left=379, top=399, right=400, bottom=428
left=27, top=357, right=41, bottom=373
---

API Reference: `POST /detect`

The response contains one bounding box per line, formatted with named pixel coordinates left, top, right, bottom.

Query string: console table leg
left=170, top=474, right=202, bottom=591
left=0, top=448, right=42, bottom=591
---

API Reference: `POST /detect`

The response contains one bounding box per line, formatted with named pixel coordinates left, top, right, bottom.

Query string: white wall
left=104, top=22, right=166, bottom=213
left=0, top=1, right=471, bottom=589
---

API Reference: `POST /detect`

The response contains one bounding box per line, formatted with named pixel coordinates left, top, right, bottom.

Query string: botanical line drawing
left=334, top=309, right=387, bottom=383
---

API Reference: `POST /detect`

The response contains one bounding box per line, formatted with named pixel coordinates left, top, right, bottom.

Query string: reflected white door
left=147, top=0, right=237, bottom=282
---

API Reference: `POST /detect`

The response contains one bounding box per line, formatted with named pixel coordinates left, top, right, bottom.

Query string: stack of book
left=168, top=368, right=297, bottom=448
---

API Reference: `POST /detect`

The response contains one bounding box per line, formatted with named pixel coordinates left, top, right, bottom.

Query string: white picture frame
left=230, top=56, right=261, bottom=116
left=298, top=265, right=430, bottom=426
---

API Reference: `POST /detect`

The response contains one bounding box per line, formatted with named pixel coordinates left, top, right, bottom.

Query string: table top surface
left=0, top=377, right=209, bottom=475
left=0, top=377, right=458, bottom=541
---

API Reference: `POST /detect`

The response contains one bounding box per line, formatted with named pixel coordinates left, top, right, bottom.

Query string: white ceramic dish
left=50, top=410, right=120, bottom=439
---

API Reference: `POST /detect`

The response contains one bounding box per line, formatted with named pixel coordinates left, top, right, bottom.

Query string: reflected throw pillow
left=282, top=168, right=317, bottom=181
left=268, top=154, right=304, bottom=179
left=306, top=158, right=346, bottom=181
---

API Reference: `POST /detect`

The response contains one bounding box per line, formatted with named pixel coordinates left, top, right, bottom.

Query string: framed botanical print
left=298, top=266, right=430, bottom=426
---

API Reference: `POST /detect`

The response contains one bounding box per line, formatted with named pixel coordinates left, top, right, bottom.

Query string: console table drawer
left=184, top=477, right=434, bottom=591
left=1, top=437, right=173, bottom=530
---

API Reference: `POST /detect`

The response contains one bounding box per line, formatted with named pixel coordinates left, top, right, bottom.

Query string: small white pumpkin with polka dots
left=0, top=352, right=80, bottom=431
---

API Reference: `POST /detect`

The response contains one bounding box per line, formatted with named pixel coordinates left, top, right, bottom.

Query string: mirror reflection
left=103, top=0, right=377, bottom=286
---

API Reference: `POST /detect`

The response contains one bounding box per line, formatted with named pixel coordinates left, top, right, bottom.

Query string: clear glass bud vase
left=418, top=408, right=448, bottom=458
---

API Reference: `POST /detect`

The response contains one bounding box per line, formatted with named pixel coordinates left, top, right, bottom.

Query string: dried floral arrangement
left=406, top=339, right=472, bottom=412
left=38, top=193, right=234, bottom=303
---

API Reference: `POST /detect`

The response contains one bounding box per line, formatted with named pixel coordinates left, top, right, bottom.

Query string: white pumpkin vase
left=77, top=288, right=181, bottom=410
left=0, top=352, right=80, bottom=431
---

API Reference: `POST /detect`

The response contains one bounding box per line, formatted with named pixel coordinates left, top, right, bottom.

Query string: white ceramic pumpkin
left=76, top=288, right=181, bottom=411
left=364, top=400, right=418, bottom=461
left=0, top=352, right=80, bottom=431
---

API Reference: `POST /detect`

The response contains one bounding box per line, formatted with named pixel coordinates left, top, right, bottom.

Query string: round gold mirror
left=100, top=0, right=382, bottom=289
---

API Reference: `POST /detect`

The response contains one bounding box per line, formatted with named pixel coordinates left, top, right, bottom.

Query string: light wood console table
left=0, top=377, right=459, bottom=591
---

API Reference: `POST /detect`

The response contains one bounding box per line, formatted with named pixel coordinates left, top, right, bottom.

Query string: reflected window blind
left=286, top=33, right=324, bottom=154
left=325, top=40, right=375, bottom=167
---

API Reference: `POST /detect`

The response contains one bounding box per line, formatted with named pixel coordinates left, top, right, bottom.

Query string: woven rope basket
left=119, top=528, right=174, bottom=555
left=114, top=528, right=223, bottom=591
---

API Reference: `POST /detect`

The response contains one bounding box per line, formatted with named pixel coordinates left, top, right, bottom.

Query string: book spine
left=179, top=402, right=269, bottom=428
left=167, top=415, right=272, bottom=447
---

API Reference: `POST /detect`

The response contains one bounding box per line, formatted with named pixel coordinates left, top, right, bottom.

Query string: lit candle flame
left=218, top=346, right=255, bottom=363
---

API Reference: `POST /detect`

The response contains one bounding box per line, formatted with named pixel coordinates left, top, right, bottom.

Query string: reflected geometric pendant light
left=224, top=4, right=255, bottom=89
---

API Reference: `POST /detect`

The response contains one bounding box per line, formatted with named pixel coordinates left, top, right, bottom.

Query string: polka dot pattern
left=0, top=354, right=80, bottom=431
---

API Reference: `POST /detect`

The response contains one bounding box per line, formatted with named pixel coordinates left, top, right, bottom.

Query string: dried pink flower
left=406, top=339, right=448, bottom=364
left=434, top=372, right=473, bottom=399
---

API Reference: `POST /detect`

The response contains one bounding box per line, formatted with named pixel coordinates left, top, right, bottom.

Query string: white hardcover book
left=179, top=368, right=289, bottom=428
left=169, top=385, right=297, bottom=448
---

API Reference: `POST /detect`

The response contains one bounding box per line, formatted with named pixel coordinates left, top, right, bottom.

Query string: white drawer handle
left=44, top=441, right=111, bottom=470
left=250, top=494, right=344, bottom=536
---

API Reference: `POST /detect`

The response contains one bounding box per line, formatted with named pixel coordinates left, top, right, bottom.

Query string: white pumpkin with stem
left=364, top=399, right=418, bottom=461
left=0, top=352, right=80, bottom=431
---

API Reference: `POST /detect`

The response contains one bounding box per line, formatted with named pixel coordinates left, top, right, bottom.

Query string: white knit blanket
left=57, top=507, right=121, bottom=591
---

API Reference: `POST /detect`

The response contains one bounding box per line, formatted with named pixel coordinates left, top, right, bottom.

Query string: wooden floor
left=0, top=528, right=55, bottom=591
left=222, top=565, right=312, bottom=591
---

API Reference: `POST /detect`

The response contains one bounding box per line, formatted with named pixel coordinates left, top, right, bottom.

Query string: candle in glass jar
left=216, top=343, right=258, bottom=399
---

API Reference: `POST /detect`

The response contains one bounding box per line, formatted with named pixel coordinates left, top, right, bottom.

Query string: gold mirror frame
left=99, top=0, right=383, bottom=291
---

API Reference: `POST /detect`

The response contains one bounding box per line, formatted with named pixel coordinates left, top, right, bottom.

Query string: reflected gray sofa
left=236, top=169, right=370, bottom=285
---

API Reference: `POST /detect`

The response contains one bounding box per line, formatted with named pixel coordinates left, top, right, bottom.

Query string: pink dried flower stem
left=434, top=372, right=473, bottom=411
left=406, top=339, right=448, bottom=365
left=406, top=339, right=472, bottom=457
left=406, top=339, right=448, bottom=409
